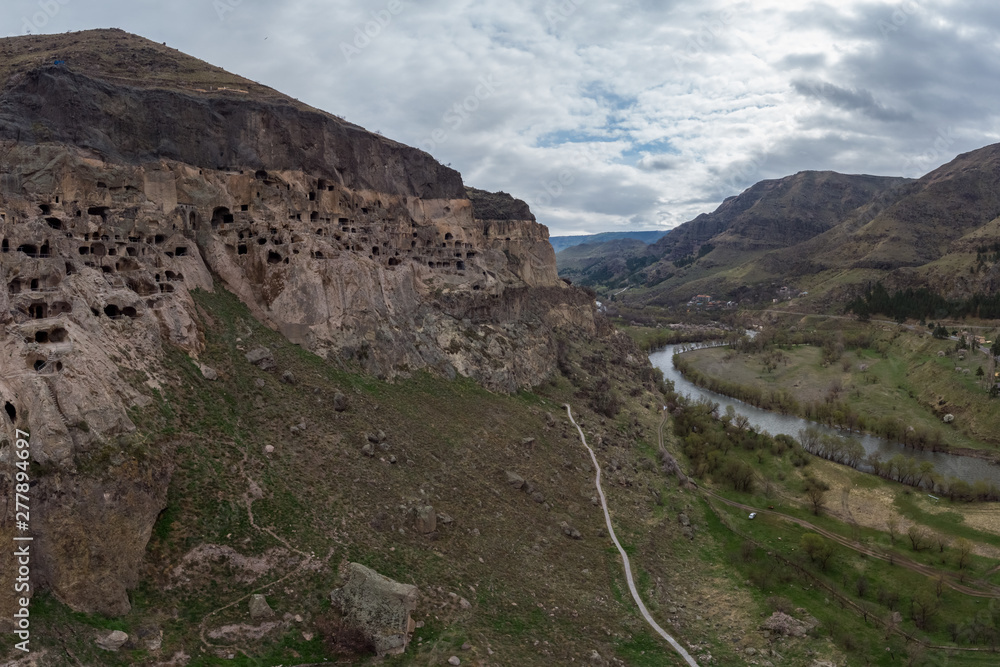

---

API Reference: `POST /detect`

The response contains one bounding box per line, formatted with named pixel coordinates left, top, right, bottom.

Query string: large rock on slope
left=330, top=562, right=419, bottom=657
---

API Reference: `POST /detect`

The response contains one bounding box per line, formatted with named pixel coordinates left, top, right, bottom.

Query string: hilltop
left=567, top=147, right=1000, bottom=311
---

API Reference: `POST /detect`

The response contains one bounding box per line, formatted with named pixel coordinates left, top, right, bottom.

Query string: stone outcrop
left=330, top=562, right=419, bottom=657
left=0, top=29, right=595, bottom=621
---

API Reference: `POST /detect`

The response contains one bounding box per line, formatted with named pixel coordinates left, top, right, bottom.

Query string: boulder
left=333, top=391, right=348, bottom=412
left=505, top=471, right=525, bottom=490
left=362, top=443, right=375, bottom=457
left=330, top=562, right=419, bottom=657
left=249, top=594, right=274, bottom=619
left=96, top=630, right=129, bottom=651
left=198, top=363, right=218, bottom=381
left=944, top=414, right=955, bottom=424
left=560, top=521, right=582, bottom=540
left=281, top=370, right=296, bottom=384
left=246, top=347, right=275, bottom=371
left=415, top=506, right=437, bottom=533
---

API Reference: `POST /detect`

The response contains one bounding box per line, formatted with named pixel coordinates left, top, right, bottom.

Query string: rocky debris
left=207, top=621, right=282, bottom=642
left=265, top=444, right=275, bottom=454
left=505, top=471, right=525, bottom=489
left=462, top=642, right=472, bottom=650
left=333, top=391, right=349, bottom=412
left=436, top=512, right=454, bottom=525
left=545, top=412, right=557, bottom=427
left=362, top=443, right=375, bottom=457
left=249, top=594, right=274, bottom=620
left=197, top=363, right=218, bottom=381
left=96, top=630, right=129, bottom=651
left=678, top=513, right=691, bottom=527
left=560, top=521, right=582, bottom=540
left=531, top=491, right=546, bottom=503
left=415, top=506, right=437, bottom=534
left=246, top=347, right=276, bottom=371
left=330, top=562, right=419, bottom=657
left=255, top=378, right=267, bottom=388
left=448, top=657, right=461, bottom=666
left=761, top=611, right=819, bottom=638
left=521, top=437, right=536, bottom=447
left=944, top=413, right=955, bottom=423
left=459, top=597, right=471, bottom=609
left=281, top=370, right=296, bottom=384
left=367, top=430, right=387, bottom=444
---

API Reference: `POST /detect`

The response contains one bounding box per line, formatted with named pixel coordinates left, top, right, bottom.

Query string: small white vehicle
left=748, top=512, right=757, bottom=520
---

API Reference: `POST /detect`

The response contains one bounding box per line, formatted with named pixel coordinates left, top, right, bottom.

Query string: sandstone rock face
left=0, top=31, right=595, bottom=621
left=331, top=562, right=419, bottom=657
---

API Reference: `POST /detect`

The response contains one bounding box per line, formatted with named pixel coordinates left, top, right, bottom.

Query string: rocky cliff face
left=0, top=30, right=594, bottom=619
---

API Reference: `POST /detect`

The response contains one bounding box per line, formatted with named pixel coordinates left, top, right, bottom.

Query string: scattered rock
left=531, top=491, right=545, bottom=503
left=246, top=347, right=275, bottom=371
left=281, top=370, right=296, bottom=384
left=944, top=413, right=955, bottom=423
left=264, top=445, right=275, bottom=454
left=545, top=412, right=556, bottom=426
left=521, top=437, right=536, bottom=447
left=333, top=391, right=348, bottom=411
left=505, top=471, right=525, bottom=490
left=448, top=657, right=461, bottom=666
left=330, top=562, right=419, bottom=657
left=678, top=513, right=691, bottom=527
left=249, top=594, right=274, bottom=620
left=761, top=611, right=818, bottom=638
left=459, top=597, right=471, bottom=609
left=415, top=506, right=437, bottom=533
left=389, top=455, right=397, bottom=464
left=96, top=630, right=129, bottom=651
left=362, top=443, right=375, bottom=457
left=198, top=363, right=218, bottom=381
left=461, top=642, right=472, bottom=650
left=560, top=521, right=582, bottom=540
left=436, top=512, right=454, bottom=525
left=254, top=378, right=266, bottom=388
left=745, top=647, right=756, bottom=655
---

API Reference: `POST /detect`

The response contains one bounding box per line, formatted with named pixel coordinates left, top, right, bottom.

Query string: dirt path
left=565, top=404, right=700, bottom=667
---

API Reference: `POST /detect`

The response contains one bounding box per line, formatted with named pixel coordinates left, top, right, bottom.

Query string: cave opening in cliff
left=154, top=235, right=165, bottom=244
left=46, top=217, right=62, bottom=230
left=49, top=328, right=68, bottom=342
left=267, top=251, right=282, bottom=264
left=175, top=247, right=188, bottom=257
left=122, top=307, right=138, bottom=319
left=456, top=261, right=465, bottom=271
left=1, top=239, right=7, bottom=252
left=18, top=244, right=38, bottom=257
left=371, top=246, right=379, bottom=256
left=189, top=210, right=197, bottom=229
left=35, top=331, right=48, bottom=343
left=104, top=304, right=120, bottom=319
left=39, top=204, right=51, bottom=214
left=9, top=279, right=21, bottom=294
left=28, top=303, right=47, bottom=319
left=388, top=257, right=399, bottom=266
left=3, top=402, right=14, bottom=422
left=445, top=233, right=454, bottom=240
left=33, top=360, right=46, bottom=372
left=238, top=244, right=248, bottom=255
left=88, top=206, right=110, bottom=221
left=30, top=279, right=39, bottom=290
left=212, top=207, right=233, bottom=229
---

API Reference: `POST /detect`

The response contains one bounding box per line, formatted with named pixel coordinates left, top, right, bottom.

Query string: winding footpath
left=565, top=404, right=700, bottom=667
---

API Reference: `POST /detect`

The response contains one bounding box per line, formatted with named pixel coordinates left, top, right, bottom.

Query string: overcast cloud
left=3, top=0, right=1000, bottom=234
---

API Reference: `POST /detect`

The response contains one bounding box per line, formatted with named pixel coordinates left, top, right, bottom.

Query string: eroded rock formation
left=0, top=30, right=594, bottom=619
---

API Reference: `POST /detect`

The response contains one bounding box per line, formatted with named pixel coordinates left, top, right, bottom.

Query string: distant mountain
left=550, top=230, right=668, bottom=253
left=566, top=144, right=1000, bottom=309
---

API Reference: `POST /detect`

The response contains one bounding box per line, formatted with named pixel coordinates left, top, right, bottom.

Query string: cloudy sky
left=4, top=1, right=1000, bottom=235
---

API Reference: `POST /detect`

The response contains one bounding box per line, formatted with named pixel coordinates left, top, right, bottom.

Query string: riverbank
left=672, top=339, right=1000, bottom=464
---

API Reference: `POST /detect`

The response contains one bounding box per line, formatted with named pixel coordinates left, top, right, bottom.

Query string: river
left=650, top=344, right=1000, bottom=488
